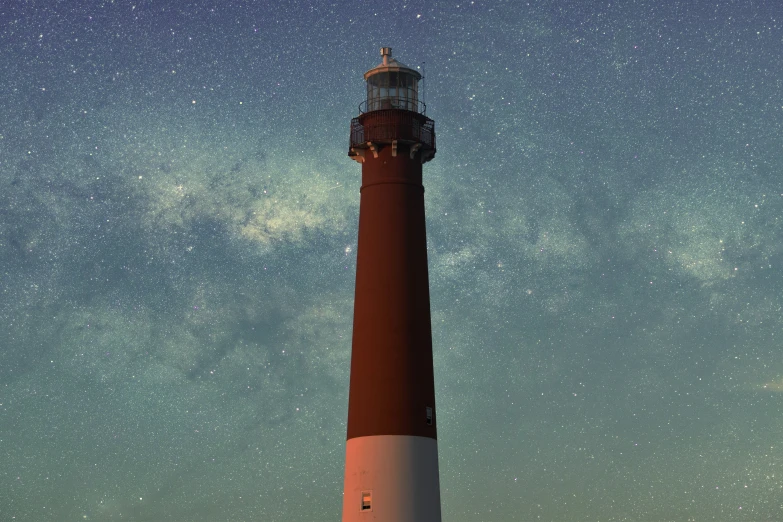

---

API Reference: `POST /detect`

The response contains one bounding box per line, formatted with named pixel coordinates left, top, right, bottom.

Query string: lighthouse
left=341, top=47, right=441, bottom=522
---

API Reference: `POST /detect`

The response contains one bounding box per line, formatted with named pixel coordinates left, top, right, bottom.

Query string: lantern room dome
left=363, top=47, right=422, bottom=82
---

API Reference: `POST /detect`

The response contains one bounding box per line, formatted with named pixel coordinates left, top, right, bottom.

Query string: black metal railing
left=358, top=99, right=427, bottom=115
left=350, top=110, right=435, bottom=151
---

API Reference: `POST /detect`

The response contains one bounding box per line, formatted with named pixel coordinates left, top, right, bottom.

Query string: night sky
left=2, top=1, right=783, bottom=520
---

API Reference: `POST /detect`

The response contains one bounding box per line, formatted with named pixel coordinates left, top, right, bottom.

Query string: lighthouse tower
left=341, top=47, right=441, bottom=522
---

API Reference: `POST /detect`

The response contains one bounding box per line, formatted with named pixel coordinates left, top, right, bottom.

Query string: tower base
left=342, top=435, right=442, bottom=522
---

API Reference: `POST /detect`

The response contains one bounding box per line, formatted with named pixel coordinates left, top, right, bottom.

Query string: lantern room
left=349, top=47, right=435, bottom=164
left=363, top=47, right=423, bottom=113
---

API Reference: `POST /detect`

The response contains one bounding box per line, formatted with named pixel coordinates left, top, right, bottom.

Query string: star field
left=1, top=1, right=783, bottom=520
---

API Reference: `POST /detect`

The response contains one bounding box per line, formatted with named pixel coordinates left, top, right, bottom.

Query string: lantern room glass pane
left=365, top=70, right=421, bottom=112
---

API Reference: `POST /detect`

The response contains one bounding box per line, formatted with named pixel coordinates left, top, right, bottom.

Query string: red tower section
left=341, top=48, right=441, bottom=522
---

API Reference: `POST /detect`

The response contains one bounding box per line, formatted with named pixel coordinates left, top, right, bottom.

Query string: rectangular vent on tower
left=426, top=406, right=433, bottom=425
left=361, top=490, right=372, bottom=511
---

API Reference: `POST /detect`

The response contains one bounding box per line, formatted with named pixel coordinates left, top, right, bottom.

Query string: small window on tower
left=426, top=406, right=433, bottom=425
left=361, top=490, right=372, bottom=511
